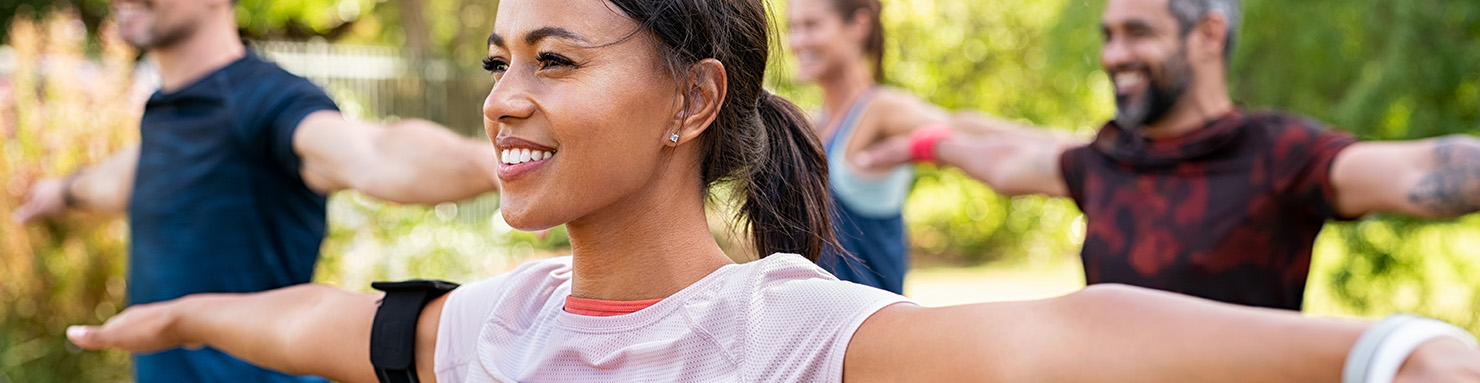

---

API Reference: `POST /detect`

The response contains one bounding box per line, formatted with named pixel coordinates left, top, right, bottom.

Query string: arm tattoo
left=1407, top=137, right=1480, bottom=217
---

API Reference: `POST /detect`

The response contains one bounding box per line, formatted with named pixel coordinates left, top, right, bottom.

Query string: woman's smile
left=495, top=136, right=557, bottom=182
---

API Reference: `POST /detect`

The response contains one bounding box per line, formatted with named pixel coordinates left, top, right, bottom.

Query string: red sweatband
left=909, top=123, right=953, bottom=163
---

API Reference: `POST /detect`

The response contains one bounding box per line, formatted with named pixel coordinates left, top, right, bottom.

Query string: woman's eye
left=536, top=53, right=576, bottom=70
left=482, top=57, right=509, bottom=73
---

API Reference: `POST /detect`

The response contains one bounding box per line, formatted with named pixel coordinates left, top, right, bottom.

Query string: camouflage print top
left=1061, top=110, right=1357, bottom=310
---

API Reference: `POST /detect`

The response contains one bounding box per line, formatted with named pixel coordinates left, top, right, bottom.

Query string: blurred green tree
left=1, top=12, right=138, bottom=383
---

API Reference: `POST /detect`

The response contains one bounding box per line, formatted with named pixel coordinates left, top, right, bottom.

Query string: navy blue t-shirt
left=128, top=52, right=336, bottom=383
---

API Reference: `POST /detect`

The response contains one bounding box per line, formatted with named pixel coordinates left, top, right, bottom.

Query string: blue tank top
left=817, top=89, right=913, bottom=294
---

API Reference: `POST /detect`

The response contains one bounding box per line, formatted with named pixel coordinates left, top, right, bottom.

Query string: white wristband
left=1343, top=314, right=1479, bottom=383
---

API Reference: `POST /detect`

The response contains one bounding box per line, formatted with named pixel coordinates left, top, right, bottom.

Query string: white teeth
left=1114, top=72, right=1144, bottom=90
left=500, top=149, right=555, bottom=165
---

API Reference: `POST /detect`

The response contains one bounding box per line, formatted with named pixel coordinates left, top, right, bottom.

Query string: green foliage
left=1, top=12, right=138, bottom=382
left=313, top=192, right=563, bottom=291
left=234, top=0, right=376, bottom=38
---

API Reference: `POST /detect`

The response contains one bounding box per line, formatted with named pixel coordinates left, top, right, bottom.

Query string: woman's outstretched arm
left=68, top=284, right=447, bottom=383
left=845, top=284, right=1480, bottom=383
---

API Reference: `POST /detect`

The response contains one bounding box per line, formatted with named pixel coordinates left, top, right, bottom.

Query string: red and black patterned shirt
left=1060, top=110, right=1357, bottom=310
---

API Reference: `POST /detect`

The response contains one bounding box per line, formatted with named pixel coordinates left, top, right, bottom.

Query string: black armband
left=370, top=279, right=459, bottom=383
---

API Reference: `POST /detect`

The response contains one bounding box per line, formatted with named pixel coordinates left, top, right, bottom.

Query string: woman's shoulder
left=454, top=256, right=574, bottom=297
left=747, top=254, right=908, bottom=304
left=716, top=254, right=912, bottom=381
left=860, top=87, right=948, bottom=135
left=440, top=256, right=574, bottom=328
left=868, top=87, right=931, bottom=111
left=434, top=256, right=574, bottom=380
left=711, top=254, right=910, bottom=326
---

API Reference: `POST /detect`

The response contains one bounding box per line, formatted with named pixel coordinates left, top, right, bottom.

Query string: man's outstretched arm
left=295, top=111, right=500, bottom=204
left=1331, top=135, right=1480, bottom=218
left=13, top=146, right=139, bottom=222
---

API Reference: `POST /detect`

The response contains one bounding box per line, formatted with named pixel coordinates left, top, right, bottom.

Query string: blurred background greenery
left=2, top=0, right=1478, bottom=381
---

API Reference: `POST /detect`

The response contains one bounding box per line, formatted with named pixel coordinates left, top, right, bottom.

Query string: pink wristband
left=909, top=124, right=953, bottom=163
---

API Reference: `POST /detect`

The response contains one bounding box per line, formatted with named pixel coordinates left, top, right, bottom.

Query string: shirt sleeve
left=1059, top=145, right=1091, bottom=207
left=433, top=276, right=507, bottom=383
left=740, top=267, right=913, bottom=383
left=1270, top=117, right=1358, bottom=220
left=265, top=78, right=339, bottom=176
left=433, top=257, right=574, bottom=383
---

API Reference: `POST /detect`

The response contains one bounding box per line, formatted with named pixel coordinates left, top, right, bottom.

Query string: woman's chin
left=499, top=206, right=566, bottom=232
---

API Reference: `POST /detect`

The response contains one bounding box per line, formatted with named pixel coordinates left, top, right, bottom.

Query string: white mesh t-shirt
left=433, top=253, right=912, bottom=383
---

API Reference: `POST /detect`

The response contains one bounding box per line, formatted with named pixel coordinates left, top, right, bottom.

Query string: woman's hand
left=68, top=299, right=201, bottom=353
left=1396, top=338, right=1480, bottom=383
left=67, top=285, right=395, bottom=383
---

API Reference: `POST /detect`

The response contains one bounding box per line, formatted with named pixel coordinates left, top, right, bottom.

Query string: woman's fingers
left=67, top=304, right=184, bottom=353
left=66, top=325, right=104, bottom=349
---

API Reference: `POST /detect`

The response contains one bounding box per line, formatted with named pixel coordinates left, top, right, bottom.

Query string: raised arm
left=845, top=284, right=1480, bottom=383
left=68, top=284, right=446, bottom=383
left=296, top=110, right=500, bottom=204
left=1330, top=135, right=1480, bottom=219
left=940, top=113, right=1083, bottom=197
left=855, top=112, right=1085, bottom=197
left=12, top=146, right=139, bottom=222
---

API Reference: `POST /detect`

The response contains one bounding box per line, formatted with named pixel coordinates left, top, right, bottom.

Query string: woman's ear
left=846, top=8, right=874, bottom=44
left=666, top=58, right=728, bottom=147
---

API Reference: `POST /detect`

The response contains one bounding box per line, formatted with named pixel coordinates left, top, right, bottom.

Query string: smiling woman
left=63, top=0, right=1480, bottom=382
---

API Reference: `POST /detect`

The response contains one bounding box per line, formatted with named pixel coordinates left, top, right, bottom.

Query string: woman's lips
left=494, top=136, right=557, bottom=182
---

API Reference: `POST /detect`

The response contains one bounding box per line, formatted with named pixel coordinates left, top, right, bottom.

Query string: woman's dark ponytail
left=742, top=93, right=834, bottom=261
left=608, top=0, right=837, bottom=261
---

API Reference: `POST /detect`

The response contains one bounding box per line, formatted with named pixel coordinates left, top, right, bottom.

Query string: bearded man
left=859, top=0, right=1480, bottom=310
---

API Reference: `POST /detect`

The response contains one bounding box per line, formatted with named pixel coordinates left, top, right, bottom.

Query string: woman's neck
left=817, top=60, right=876, bottom=121
left=563, top=160, right=733, bottom=301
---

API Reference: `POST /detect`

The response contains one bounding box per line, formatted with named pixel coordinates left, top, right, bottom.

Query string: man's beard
left=125, top=19, right=197, bottom=50
left=1114, top=43, right=1192, bottom=130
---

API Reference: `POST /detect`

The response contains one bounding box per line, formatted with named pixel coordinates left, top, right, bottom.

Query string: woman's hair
left=607, top=0, right=836, bottom=261
left=827, top=0, right=885, bottom=83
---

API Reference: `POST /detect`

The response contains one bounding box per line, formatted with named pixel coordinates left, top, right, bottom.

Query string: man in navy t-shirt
left=13, top=0, right=501, bottom=381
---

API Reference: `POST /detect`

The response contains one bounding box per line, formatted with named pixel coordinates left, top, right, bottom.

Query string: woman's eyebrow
left=487, top=27, right=592, bottom=48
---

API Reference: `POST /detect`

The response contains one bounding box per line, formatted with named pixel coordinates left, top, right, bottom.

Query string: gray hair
left=1168, top=0, right=1241, bottom=63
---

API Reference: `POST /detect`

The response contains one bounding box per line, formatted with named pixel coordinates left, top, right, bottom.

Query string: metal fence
left=255, top=39, right=502, bottom=218
left=255, top=39, right=493, bottom=139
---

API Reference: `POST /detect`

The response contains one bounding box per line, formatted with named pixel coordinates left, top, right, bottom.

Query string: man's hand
left=68, top=300, right=199, bottom=353
left=12, top=177, right=69, bottom=223
left=1396, top=338, right=1480, bottom=383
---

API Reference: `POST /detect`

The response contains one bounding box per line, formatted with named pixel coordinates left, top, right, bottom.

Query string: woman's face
left=484, top=0, right=682, bottom=230
left=786, top=0, right=866, bottom=82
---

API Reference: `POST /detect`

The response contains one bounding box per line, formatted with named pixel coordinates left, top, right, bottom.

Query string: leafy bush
left=0, top=10, right=138, bottom=383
